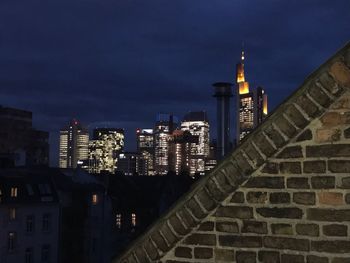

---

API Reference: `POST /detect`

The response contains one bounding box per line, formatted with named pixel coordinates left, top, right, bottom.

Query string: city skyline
left=0, top=1, right=349, bottom=167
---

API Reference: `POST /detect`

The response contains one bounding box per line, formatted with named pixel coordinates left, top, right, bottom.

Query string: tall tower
left=59, top=119, right=89, bottom=169
left=213, top=82, right=232, bottom=160
left=235, top=49, right=268, bottom=144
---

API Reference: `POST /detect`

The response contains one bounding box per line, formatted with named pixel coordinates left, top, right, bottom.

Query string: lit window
left=25, top=248, right=33, bottom=263
left=116, top=214, right=121, bottom=229
left=131, top=213, right=136, bottom=227
left=11, top=187, right=17, bottom=197
left=26, top=215, right=35, bottom=233
left=9, top=208, right=16, bottom=220
left=8, top=232, right=16, bottom=252
left=92, top=194, right=98, bottom=205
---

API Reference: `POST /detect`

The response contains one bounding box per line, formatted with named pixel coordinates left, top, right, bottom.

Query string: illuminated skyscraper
left=180, top=111, right=210, bottom=175
left=235, top=50, right=268, bottom=143
left=59, top=119, right=89, bottom=169
left=88, top=128, right=124, bottom=174
left=154, top=114, right=176, bottom=175
left=136, top=129, right=155, bottom=175
left=168, top=130, right=199, bottom=176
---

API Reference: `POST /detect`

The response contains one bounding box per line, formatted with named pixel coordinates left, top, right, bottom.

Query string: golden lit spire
left=236, top=44, right=249, bottom=94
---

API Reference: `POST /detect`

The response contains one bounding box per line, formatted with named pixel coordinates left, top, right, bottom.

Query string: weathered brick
left=330, top=61, right=350, bottom=87
left=311, top=176, right=335, bottom=189
left=281, top=254, right=304, bottom=263
left=221, top=162, right=244, bottom=187
left=216, top=221, right=239, bottom=233
left=186, top=198, right=206, bottom=220
left=177, top=207, right=197, bottom=228
left=236, top=251, right=256, bottom=263
left=215, top=248, right=234, bottom=261
left=258, top=251, right=280, bottom=263
left=332, top=95, right=350, bottom=110
left=244, top=142, right=265, bottom=167
left=264, top=125, right=287, bottom=148
left=184, top=233, right=216, bottom=246
left=308, top=82, right=332, bottom=107
left=261, top=162, right=279, bottom=174
left=196, top=188, right=216, bottom=212
left=321, top=112, right=343, bottom=126
left=318, top=192, right=344, bottom=206
left=303, top=160, right=326, bottom=173
left=274, top=115, right=297, bottom=138
left=318, top=71, right=342, bottom=95
left=169, top=214, right=189, bottom=236
left=256, top=207, right=303, bottom=219
left=135, top=246, right=151, bottom=263
left=311, top=240, right=350, bottom=253
left=242, top=220, right=267, bottom=234
left=219, top=235, right=262, bottom=248
left=332, top=257, right=350, bottom=263
left=125, top=253, right=138, bottom=263
left=144, top=239, right=159, bottom=260
left=280, top=162, right=301, bottom=174
left=270, top=192, right=290, bottom=204
left=263, top=236, right=309, bottom=251
left=160, top=223, right=177, bottom=248
left=244, top=176, right=284, bottom=189
left=296, top=129, right=312, bottom=142
left=316, top=128, right=341, bottom=143
left=271, top=223, right=293, bottom=235
left=287, top=177, right=310, bottom=189
left=344, top=127, right=350, bottom=138
left=307, top=144, right=350, bottom=157
left=197, top=221, right=214, bottom=231
left=346, top=193, right=350, bottom=204
left=293, top=192, right=315, bottom=205
left=329, top=160, right=350, bottom=173
left=194, top=247, right=213, bottom=259
left=253, top=133, right=276, bottom=157
left=205, top=178, right=226, bottom=202
left=174, top=247, right=192, bottom=258
left=307, top=255, right=328, bottom=263
left=277, top=146, right=303, bottom=158
left=246, top=191, right=268, bottom=204
left=151, top=231, right=169, bottom=253
left=295, top=94, right=320, bottom=118
left=323, top=224, right=347, bottom=236
left=230, top=191, right=244, bottom=203
left=215, top=170, right=236, bottom=193
left=307, top=208, right=350, bottom=221
left=284, top=104, right=308, bottom=128
left=296, top=223, right=319, bottom=236
left=216, top=206, right=253, bottom=219
left=234, top=151, right=254, bottom=175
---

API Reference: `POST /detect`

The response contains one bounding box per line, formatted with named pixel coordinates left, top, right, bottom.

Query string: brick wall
left=116, top=44, right=350, bottom=263
left=159, top=91, right=350, bottom=263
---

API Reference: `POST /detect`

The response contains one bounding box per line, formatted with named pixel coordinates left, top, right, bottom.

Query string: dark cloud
left=0, top=0, right=349, bottom=166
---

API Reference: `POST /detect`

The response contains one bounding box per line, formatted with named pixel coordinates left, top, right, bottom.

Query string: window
left=26, top=215, right=35, bottom=233
left=92, top=194, right=98, bottom=205
left=42, top=214, right=51, bottom=232
left=41, top=245, right=50, bottom=262
left=116, top=214, right=121, bottom=229
left=9, top=208, right=16, bottom=220
left=10, top=187, right=17, bottom=197
left=131, top=213, right=136, bottom=227
left=8, top=232, right=16, bottom=252
left=25, top=248, right=34, bottom=263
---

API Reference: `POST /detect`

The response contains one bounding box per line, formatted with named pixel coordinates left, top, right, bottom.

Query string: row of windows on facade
left=7, top=233, right=51, bottom=263
left=8, top=209, right=52, bottom=232
left=115, top=213, right=136, bottom=229
left=0, top=185, right=52, bottom=199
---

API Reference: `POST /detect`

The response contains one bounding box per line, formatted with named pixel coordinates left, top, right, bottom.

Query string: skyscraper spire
left=236, top=45, right=249, bottom=94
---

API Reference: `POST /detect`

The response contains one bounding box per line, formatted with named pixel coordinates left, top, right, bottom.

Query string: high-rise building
left=136, top=129, right=155, bottom=176
left=168, top=130, right=199, bottom=176
left=154, top=114, right=176, bottom=175
left=213, top=82, right=233, bottom=160
left=116, top=152, right=146, bottom=176
left=235, top=50, right=268, bottom=143
left=59, top=119, right=89, bottom=169
left=180, top=111, right=210, bottom=175
left=0, top=105, right=49, bottom=166
left=88, top=128, right=124, bottom=174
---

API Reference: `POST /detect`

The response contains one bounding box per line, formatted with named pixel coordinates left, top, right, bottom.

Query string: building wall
left=159, top=90, right=350, bottom=262
left=0, top=204, right=59, bottom=263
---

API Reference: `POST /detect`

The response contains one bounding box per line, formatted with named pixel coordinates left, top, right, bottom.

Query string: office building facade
left=136, top=129, right=155, bottom=175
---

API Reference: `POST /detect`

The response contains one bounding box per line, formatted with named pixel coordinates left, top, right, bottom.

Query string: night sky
left=0, top=0, right=349, bottom=166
